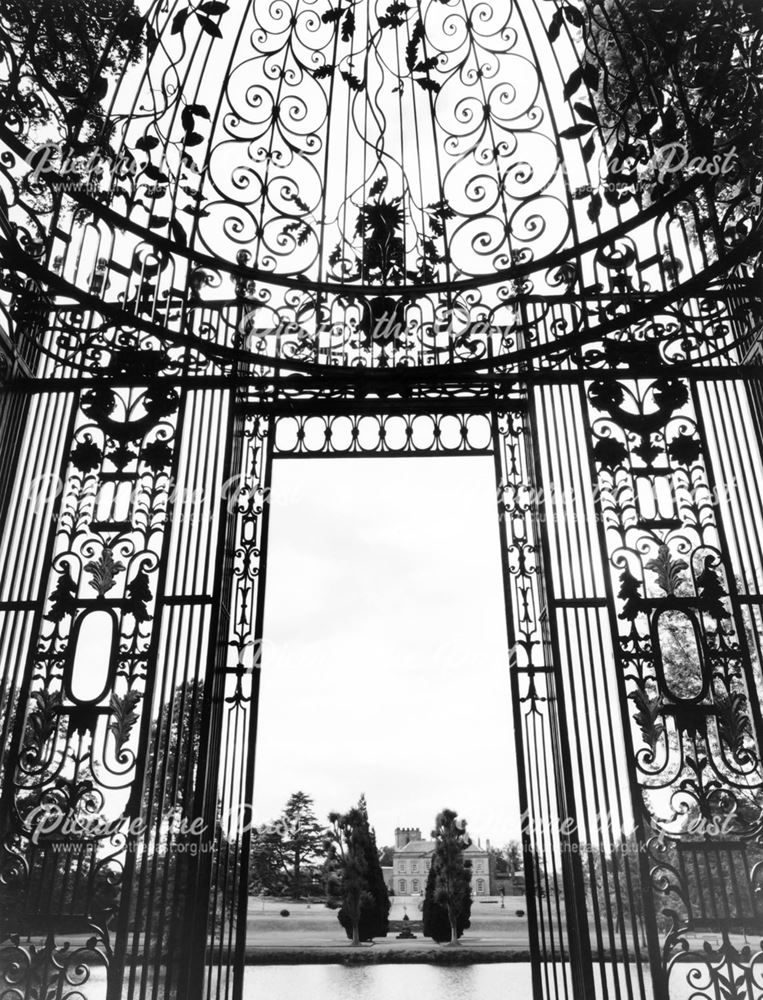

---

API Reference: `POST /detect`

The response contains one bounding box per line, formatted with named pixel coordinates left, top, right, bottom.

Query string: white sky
left=251, top=456, right=522, bottom=849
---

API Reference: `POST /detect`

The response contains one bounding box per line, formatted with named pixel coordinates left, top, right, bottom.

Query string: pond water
left=40, top=959, right=716, bottom=999
left=244, top=962, right=712, bottom=999
left=244, top=964, right=530, bottom=1000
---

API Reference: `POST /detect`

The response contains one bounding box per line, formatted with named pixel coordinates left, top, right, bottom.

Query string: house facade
left=391, top=827, right=496, bottom=897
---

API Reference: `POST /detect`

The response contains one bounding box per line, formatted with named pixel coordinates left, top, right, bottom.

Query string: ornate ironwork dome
left=0, top=0, right=758, bottom=377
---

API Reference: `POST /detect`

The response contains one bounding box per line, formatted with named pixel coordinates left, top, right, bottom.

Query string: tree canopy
left=550, top=0, right=761, bottom=281
left=423, top=809, right=472, bottom=945
left=325, top=796, right=389, bottom=945
left=0, top=1, right=147, bottom=149
left=248, top=791, right=327, bottom=897
left=588, top=0, right=761, bottom=201
left=335, top=796, right=389, bottom=942
left=378, top=844, right=394, bottom=867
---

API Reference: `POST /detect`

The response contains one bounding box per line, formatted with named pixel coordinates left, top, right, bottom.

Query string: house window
left=399, top=879, right=407, bottom=893
left=412, top=879, right=419, bottom=893
left=399, top=860, right=406, bottom=873
left=411, top=862, right=418, bottom=872
left=476, top=878, right=485, bottom=894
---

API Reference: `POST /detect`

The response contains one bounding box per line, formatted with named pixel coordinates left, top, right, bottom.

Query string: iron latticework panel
left=0, top=1, right=761, bottom=998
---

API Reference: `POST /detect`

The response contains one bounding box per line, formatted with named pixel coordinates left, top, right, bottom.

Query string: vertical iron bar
left=181, top=382, right=241, bottom=1000
left=524, top=385, right=597, bottom=1000
left=232, top=413, right=275, bottom=1000
left=490, top=399, right=545, bottom=1000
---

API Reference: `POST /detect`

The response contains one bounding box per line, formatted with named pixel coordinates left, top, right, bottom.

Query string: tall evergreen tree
left=423, top=809, right=472, bottom=945
left=248, top=824, right=289, bottom=896
left=325, top=802, right=373, bottom=947
left=422, top=858, right=473, bottom=943
left=335, top=795, right=389, bottom=941
left=274, top=791, right=326, bottom=898
left=244, top=792, right=327, bottom=897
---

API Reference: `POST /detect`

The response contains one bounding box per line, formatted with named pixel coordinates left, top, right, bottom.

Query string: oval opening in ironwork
left=69, top=610, right=114, bottom=704
left=656, top=609, right=704, bottom=701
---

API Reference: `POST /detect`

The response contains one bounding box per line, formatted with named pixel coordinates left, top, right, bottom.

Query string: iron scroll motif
left=0, top=344, right=180, bottom=996
left=587, top=374, right=763, bottom=998
left=1, top=0, right=757, bottom=378
left=0, top=933, right=110, bottom=1000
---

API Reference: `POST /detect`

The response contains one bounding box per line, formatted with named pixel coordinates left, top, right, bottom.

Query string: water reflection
left=245, top=964, right=531, bottom=1000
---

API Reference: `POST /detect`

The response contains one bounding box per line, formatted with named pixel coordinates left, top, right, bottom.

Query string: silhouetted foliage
left=336, top=796, right=389, bottom=941
left=422, top=856, right=472, bottom=943
left=0, top=0, right=147, bottom=149
left=325, top=796, right=389, bottom=945
left=422, top=809, right=472, bottom=944
left=584, top=0, right=761, bottom=232
left=249, top=792, right=327, bottom=897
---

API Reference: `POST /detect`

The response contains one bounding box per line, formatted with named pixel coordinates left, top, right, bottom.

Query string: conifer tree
left=325, top=802, right=372, bottom=946
left=422, top=809, right=472, bottom=945
left=276, top=792, right=326, bottom=898
left=336, top=795, right=389, bottom=941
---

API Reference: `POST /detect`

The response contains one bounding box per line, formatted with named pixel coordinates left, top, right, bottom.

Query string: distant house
left=391, top=827, right=496, bottom=897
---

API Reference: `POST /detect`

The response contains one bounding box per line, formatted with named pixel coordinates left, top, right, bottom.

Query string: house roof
left=398, top=839, right=435, bottom=854
left=464, top=843, right=488, bottom=856
left=397, top=839, right=488, bottom=856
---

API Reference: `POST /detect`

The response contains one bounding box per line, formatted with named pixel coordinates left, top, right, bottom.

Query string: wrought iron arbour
left=0, top=1, right=761, bottom=998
